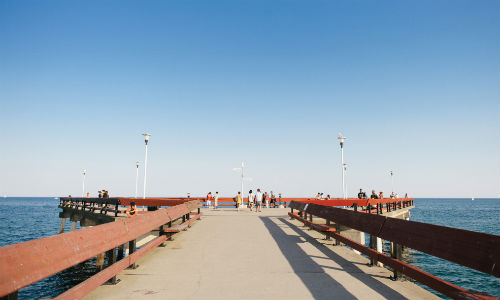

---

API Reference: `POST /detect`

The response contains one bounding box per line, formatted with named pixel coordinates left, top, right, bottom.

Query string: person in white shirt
left=255, top=189, right=263, bottom=212
left=214, top=192, right=219, bottom=210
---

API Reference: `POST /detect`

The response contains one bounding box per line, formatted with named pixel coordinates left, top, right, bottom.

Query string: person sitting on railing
left=325, top=194, right=331, bottom=200
left=98, top=190, right=102, bottom=198
left=358, top=188, right=367, bottom=199
left=379, top=191, right=384, bottom=199
left=370, top=190, right=379, bottom=199
left=315, top=192, right=321, bottom=200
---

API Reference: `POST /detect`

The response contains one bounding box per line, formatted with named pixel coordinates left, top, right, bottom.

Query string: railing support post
left=58, top=218, right=67, bottom=234
left=96, top=253, right=105, bottom=271
left=128, top=240, right=137, bottom=269
left=105, top=248, right=119, bottom=285
left=117, top=244, right=124, bottom=259
left=391, top=242, right=403, bottom=280
left=70, top=221, right=77, bottom=231
left=370, top=235, right=377, bottom=266
left=1, top=291, right=18, bottom=300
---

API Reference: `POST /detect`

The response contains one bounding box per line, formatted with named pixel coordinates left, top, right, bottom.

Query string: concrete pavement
left=83, top=208, right=439, bottom=300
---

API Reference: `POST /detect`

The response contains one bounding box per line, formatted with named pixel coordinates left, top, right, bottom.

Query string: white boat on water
left=472, top=197, right=475, bottom=201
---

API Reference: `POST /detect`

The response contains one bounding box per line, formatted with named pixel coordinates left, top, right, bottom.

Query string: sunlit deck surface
left=84, top=208, right=438, bottom=300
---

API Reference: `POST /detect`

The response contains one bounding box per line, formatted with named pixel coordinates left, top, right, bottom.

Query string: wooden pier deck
left=83, top=208, right=438, bottom=300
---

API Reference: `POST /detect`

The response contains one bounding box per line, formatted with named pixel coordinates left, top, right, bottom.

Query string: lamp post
left=82, top=169, right=86, bottom=198
left=233, top=161, right=252, bottom=207
left=232, top=161, right=245, bottom=200
left=390, top=170, right=394, bottom=195
left=338, top=133, right=347, bottom=199
left=142, top=133, right=151, bottom=199
left=135, top=161, right=140, bottom=198
left=343, top=163, right=348, bottom=198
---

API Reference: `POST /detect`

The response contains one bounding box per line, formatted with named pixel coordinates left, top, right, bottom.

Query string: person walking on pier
left=206, top=192, right=213, bottom=208
left=264, top=191, right=269, bottom=208
left=236, top=192, right=242, bottom=211
left=270, top=191, right=276, bottom=207
left=255, top=189, right=263, bottom=212
left=214, top=192, right=219, bottom=210
left=248, top=190, right=254, bottom=211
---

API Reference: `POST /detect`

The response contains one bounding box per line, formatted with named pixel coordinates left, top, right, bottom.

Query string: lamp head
left=338, top=133, right=346, bottom=147
left=83, top=169, right=86, bottom=175
left=142, top=133, right=151, bottom=145
left=136, top=161, right=140, bottom=167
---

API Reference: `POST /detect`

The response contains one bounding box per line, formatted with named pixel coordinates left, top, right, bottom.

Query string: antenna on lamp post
left=390, top=170, right=394, bottom=195
left=338, top=133, right=347, bottom=199
left=343, top=163, right=348, bottom=199
left=142, top=133, right=151, bottom=199
left=82, top=169, right=87, bottom=198
left=135, top=161, right=140, bottom=198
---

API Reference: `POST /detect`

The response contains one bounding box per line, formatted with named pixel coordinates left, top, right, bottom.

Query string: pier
left=0, top=198, right=499, bottom=300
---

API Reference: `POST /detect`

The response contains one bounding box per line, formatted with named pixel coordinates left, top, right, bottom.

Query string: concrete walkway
left=84, top=208, right=439, bottom=300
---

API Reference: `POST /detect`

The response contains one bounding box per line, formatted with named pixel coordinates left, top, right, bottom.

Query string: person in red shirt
left=206, top=192, right=213, bottom=208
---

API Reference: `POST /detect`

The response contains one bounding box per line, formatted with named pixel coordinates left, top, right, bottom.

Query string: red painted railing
left=0, top=200, right=202, bottom=299
left=289, top=201, right=500, bottom=300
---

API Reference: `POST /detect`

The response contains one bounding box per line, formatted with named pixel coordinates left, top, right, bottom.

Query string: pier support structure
left=58, top=218, right=67, bottom=234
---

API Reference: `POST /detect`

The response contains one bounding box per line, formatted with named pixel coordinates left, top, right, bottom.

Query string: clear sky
left=0, top=0, right=498, bottom=198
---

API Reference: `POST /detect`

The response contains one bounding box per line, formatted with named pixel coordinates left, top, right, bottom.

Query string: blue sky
left=0, top=0, right=498, bottom=197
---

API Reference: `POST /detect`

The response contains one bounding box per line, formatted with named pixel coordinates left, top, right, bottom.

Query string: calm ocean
left=0, top=197, right=498, bottom=299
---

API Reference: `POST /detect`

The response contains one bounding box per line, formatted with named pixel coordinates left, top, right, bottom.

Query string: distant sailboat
left=472, top=197, right=475, bottom=201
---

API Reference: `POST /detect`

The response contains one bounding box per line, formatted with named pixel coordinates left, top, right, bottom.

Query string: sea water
left=0, top=197, right=499, bottom=299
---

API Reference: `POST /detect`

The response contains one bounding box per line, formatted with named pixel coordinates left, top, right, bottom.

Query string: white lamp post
left=390, top=170, right=394, bottom=195
left=233, top=161, right=252, bottom=207
left=135, top=161, right=140, bottom=198
left=233, top=161, right=245, bottom=200
left=142, top=133, right=151, bottom=199
left=82, top=169, right=86, bottom=198
left=338, top=133, right=347, bottom=199
left=343, top=163, right=348, bottom=198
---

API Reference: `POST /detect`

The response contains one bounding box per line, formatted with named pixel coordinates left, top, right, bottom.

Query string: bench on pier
left=165, top=212, right=202, bottom=233
left=288, top=212, right=336, bottom=237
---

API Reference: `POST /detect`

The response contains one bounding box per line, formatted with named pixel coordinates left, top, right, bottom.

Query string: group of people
left=315, top=192, right=331, bottom=200
left=205, top=192, right=220, bottom=209
left=98, top=190, right=110, bottom=198
left=357, top=189, right=405, bottom=199
left=205, top=190, right=282, bottom=212
left=244, top=189, right=280, bottom=212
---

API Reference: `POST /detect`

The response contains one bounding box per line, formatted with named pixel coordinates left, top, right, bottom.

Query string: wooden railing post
left=105, top=248, right=119, bottom=284
left=391, top=242, right=402, bottom=280
left=96, top=253, right=105, bottom=271
left=128, top=240, right=137, bottom=269
left=1, top=291, right=18, bottom=300
left=370, top=235, right=377, bottom=266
